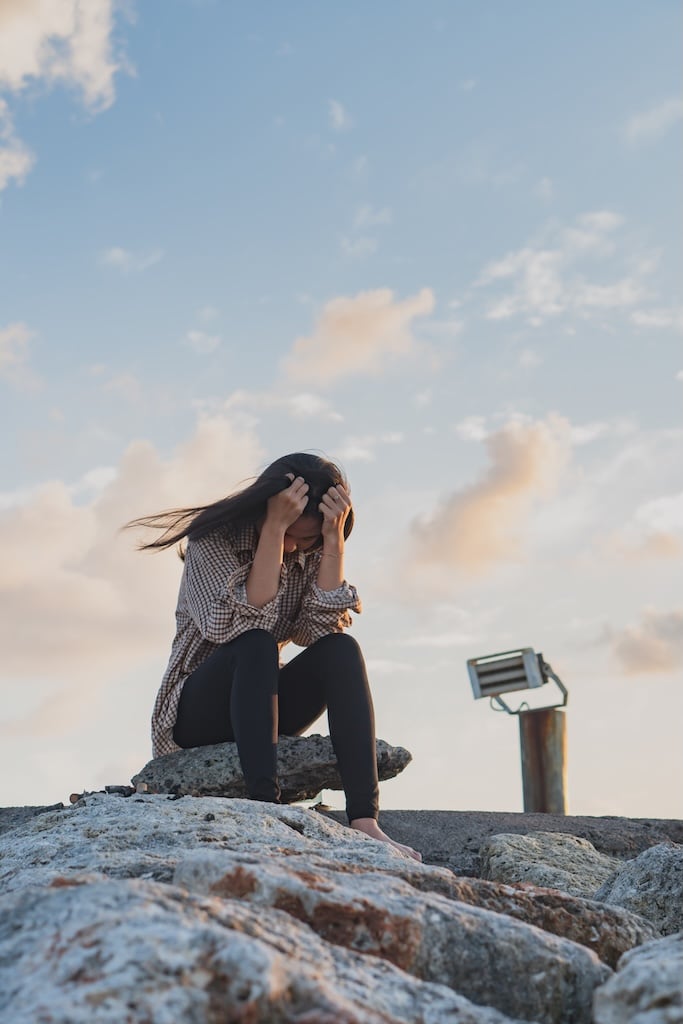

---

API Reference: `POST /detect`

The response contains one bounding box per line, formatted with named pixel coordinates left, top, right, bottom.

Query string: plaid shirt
left=151, top=523, right=362, bottom=757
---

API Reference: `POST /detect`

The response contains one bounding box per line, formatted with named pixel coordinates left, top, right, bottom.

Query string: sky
left=1, top=0, right=682, bottom=819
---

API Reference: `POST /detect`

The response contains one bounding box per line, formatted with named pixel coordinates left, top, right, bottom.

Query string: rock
left=593, top=932, right=683, bottom=1024
left=0, top=876, right=524, bottom=1024
left=174, top=847, right=611, bottom=1024
left=376, top=866, right=658, bottom=969
left=479, top=831, right=622, bottom=898
left=131, top=733, right=411, bottom=803
left=0, top=794, right=613, bottom=1024
left=0, top=792, right=414, bottom=895
left=0, top=802, right=65, bottom=837
left=595, top=843, right=683, bottom=935
left=321, top=809, right=683, bottom=877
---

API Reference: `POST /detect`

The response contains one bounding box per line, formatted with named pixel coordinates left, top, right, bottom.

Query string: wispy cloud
left=0, top=320, right=32, bottom=372
left=608, top=608, right=683, bottom=674
left=222, top=388, right=344, bottom=423
left=0, top=320, right=41, bottom=389
left=100, top=246, right=164, bottom=273
left=0, top=414, right=263, bottom=683
left=475, top=210, right=651, bottom=324
left=340, top=236, right=378, bottom=259
left=353, top=204, right=393, bottom=230
left=0, top=100, right=34, bottom=191
left=282, top=287, right=435, bottom=385
left=328, top=98, right=352, bottom=131
left=624, top=97, right=683, bottom=145
left=185, top=330, right=221, bottom=354
left=409, top=416, right=571, bottom=575
left=338, top=432, right=404, bottom=463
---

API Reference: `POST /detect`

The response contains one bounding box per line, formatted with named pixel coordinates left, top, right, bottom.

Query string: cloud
left=0, top=414, right=263, bottom=682
left=340, top=236, right=377, bottom=259
left=609, top=609, right=683, bottom=674
left=0, top=320, right=41, bottom=388
left=0, top=0, right=123, bottom=112
left=185, top=330, right=221, bottom=354
left=0, top=320, right=32, bottom=371
left=100, top=246, right=164, bottom=273
left=353, top=205, right=392, bottom=230
left=608, top=491, right=683, bottom=560
left=475, top=211, right=651, bottom=324
left=337, top=432, right=404, bottom=463
left=223, top=389, right=344, bottom=423
left=624, top=97, right=683, bottom=146
left=631, top=307, right=683, bottom=330
left=409, top=416, right=571, bottom=574
left=328, top=99, right=351, bottom=131
left=282, top=287, right=435, bottom=385
left=0, top=99, right=34, bottom=190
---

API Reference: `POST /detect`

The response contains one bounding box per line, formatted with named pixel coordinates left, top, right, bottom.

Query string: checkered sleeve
left=183, top=532, right=280, bottom=643
left=289, top=569, right=362, bottom=647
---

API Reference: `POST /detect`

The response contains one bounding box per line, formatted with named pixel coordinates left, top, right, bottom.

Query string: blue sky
left=1, top=1, right=682, bottom=816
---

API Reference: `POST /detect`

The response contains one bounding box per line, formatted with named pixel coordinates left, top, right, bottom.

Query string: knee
left=226, top=628, right=278, bottom=658
left=312, top=632, right=364, bottom=666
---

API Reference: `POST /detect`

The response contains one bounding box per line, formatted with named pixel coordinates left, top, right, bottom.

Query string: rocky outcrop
left=174, top=848, right=610, bottom=1023
left=479, top=830, right=622, bottom=897
left=1, top=793, right=680, bottom=1023
left=593, top=932, right=683, bottom=1024
left=131, top=733, right=411, bottom=802
left=334, top=809, right=683, bottom=877
left=594, top=842, right=683, bottom=936
left=0, top=876, right=521, bottom=1024
left=381, top=868, right=659, bottom=969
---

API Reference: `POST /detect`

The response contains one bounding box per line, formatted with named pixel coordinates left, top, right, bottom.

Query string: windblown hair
left=126, top=452, right=353, bottom=555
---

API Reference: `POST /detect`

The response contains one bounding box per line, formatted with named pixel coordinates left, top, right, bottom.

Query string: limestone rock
left=480, top=831, right=622, bottom=898
left=131, top=733, right=411, bottom=802
left=0, top=792, right=415, bottom=896
left=594, top=843, right=683, bottom=935
left=377, top=865, right=659, bottom=969
left=0, top=794, right=615, bottom=1024
left=174, top=847, right=611, bottom=1024
left=593, top=932, right=683, bottom=1024
left=321, top=808, right=683, bottom=877
left=0, top=876, right=524, bottom=1024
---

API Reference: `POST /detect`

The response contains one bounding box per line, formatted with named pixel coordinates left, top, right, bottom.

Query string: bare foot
left=349, top=817, right=422, bottom=862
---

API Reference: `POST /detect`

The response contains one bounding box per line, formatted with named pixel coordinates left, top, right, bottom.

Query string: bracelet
left=320, top=552, right=343, bottom=559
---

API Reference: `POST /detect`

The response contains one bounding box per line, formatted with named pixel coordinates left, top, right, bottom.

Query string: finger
left=289, top=476, right=308, bottom=493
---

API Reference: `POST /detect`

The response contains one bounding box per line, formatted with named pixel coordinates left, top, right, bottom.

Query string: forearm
left=245, top=523, right=284, bottom=608
left=317, top=539, right=344, bottom=592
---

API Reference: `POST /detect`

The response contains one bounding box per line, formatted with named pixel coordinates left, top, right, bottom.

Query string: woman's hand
left=319, top=484, right=351, bottom=550
left=265, top=475, right=309, bottom=532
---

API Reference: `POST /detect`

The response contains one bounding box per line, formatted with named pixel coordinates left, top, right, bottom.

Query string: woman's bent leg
left=278, top=633, right=379, bottom=822
left=173, top=629, right=281, bottom=803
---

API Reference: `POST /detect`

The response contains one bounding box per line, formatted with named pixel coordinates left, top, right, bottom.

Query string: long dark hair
left=126, top=452, right=353, bottom=554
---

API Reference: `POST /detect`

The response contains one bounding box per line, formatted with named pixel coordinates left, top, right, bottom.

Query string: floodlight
left=467, top=647, right=568, bottom=715
left=466, top=647, right=570, bottom=813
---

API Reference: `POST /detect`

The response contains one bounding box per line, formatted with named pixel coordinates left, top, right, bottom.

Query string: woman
left=130, top=452, right=420, bottom=861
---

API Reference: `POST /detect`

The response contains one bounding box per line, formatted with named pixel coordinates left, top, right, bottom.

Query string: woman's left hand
left=319, top=484, right=351, bottom=548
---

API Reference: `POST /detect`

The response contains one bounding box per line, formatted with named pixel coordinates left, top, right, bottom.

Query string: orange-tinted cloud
left=282, top=287, right=434, bottom=385
left=409, top=416, right=571, bottom=575
left=610, top=608, right=683, bottom=674
left=0, top=415, right=263, bottom=679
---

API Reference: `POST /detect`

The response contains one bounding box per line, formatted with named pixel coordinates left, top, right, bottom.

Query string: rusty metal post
left=519, top=707, right=568, bottom=814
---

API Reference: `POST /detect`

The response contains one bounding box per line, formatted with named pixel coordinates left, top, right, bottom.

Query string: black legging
left=173, top=629, right=379, bottom=822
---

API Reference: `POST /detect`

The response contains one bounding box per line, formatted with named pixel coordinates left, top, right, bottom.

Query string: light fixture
left=467, top=647, right=568, bottom=715
left=467, top=647, right=569, bottom=814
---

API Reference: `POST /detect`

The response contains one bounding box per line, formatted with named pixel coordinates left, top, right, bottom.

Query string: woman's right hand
left=264, top=475, right=309, bottom=531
